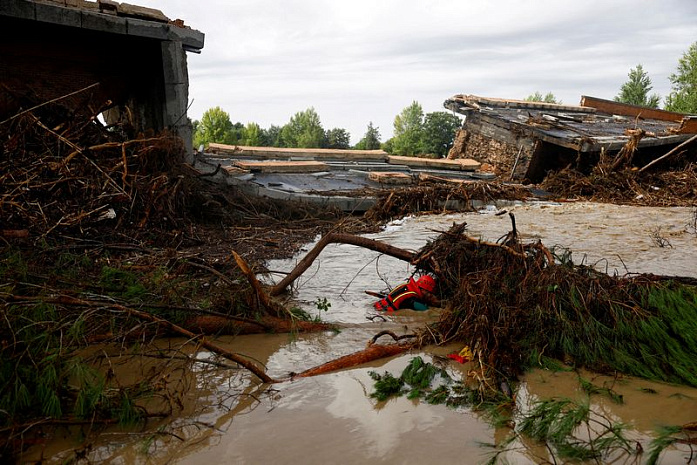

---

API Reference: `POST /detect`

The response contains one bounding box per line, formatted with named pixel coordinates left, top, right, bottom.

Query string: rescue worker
left=373, top=275, right=438, bottom=311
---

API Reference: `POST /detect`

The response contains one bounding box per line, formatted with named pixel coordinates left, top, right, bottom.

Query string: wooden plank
left=207, top=143, right=388, bottom=161
left=368, top=171, right=413, bottom=185
left=675, top=117, right=697, bottom=134
left=233, top=160, right=328, bottom=173
left=387, top=155, right=481, bottom=171
left=451, top=94, right=596, bottom=113
left=417, top=173, right=473, bottom=185
left=580, top=95, right=688, bottom=123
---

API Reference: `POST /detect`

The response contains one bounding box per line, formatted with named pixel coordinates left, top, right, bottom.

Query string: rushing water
left=26, top=202, right=697, bottom=464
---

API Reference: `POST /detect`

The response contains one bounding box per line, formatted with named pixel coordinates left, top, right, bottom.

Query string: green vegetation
left=615, top=64, right=661, bottom=108
left=354, top=122, right=381, bottom=150
left=665, top=41, right=697, bottom=113
left=383, top=101, right=462, bottom=157
left=524, top=91, right=561, bottom=104
left=391, top=101, right=425, bottom=156
left=280, top=107, right=326, bottom=148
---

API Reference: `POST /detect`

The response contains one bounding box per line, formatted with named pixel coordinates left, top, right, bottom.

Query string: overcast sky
left=137, top=0, right=697, bottom=144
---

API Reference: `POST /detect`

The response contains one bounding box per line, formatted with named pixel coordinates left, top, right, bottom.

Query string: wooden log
left=294, top=344, right=411, bottom=378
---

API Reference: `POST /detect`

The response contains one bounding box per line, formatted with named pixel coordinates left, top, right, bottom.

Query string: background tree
left=665, top=42, right=697, bottom=113
left=324, top=128, right=351, bottom=149
left=420, top=111, right=462, bottom=157
left=280, top=108, right=325, bottom=148
left=525, top=91, right=561, bottom=104
left=242, top=122, right=262, bottom=146
left=391, top=101, right=424, bottom=155
left=261, top=125, right=283, bottom=147
left=193, top=106, right=235, bottom=148
left=354, top=122, right=381, bottom=150
left=614, top=64, right=660, bottom=108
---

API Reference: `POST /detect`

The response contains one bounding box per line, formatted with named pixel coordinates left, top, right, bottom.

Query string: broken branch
left=270, top=233, right=416, bottom=296
left=638, top=133, right=697, bottom=173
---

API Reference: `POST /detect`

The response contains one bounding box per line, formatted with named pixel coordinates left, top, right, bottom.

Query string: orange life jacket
left=374, top=278, right=423, bottom=311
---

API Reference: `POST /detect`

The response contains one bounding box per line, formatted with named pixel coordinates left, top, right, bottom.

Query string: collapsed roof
left=444, top=94, right=697, bottom=182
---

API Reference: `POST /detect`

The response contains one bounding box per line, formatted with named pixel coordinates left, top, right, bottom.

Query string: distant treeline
left=194, top=41, right=697, bottom=157
left=193, top=102, right=462, bottom=158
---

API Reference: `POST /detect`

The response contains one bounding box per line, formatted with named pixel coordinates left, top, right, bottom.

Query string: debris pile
left=541, top=164, right=697, bottom=206
left=412, top=220, right=697, bottom=387
left=365, top=183, right=532, bottom=223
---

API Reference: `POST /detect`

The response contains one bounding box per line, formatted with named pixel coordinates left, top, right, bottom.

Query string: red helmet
left=415, top=275, right=436, bottom=294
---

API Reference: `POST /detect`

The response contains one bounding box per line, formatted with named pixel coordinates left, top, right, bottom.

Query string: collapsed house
left=0, top=0, right=204, bottom=155
left=444, top=95, right=697, bottom=182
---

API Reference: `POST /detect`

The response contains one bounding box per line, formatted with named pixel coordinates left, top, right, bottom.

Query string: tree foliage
left=391, top=101, right=424, bottom=156
left=280, top=108, right=325, bottom=148
left=193, top=106, right=235, bottom=148
left=525, top=91, right=561, bottom=104
left=355, top=122, right=381, bottom=150
left=262, top=125, right=283, bottom=147
left=665, top=42, right=697, bottom=114
left=614, top=64, right=660, bottom=109
left=325, top=128, right=351, bottom=149
left=421, top=111, right=462, bottom=157
left=243, top=122, right=262, bottom=146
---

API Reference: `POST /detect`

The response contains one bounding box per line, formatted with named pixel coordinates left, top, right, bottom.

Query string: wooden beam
left=233, top=160, right=328, bottom=173
left=580, top=95, right=690, bottom=123
left=387, top=155, right=481, bottom=171
left=368, top=171, right=414, bottom=185
left=207, top=143, right=388, bottom=161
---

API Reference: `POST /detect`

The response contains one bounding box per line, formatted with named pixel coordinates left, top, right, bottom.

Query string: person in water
left=373, top=275, right=438, bottom=311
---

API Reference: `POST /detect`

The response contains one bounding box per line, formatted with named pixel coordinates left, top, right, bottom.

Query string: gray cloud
left=137, top=0, right=697, bottom=142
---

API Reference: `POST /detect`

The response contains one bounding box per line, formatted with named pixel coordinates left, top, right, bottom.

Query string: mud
left=23, top=201, right=697, bottom=464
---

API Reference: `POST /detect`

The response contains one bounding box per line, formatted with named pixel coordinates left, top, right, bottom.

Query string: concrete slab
left=387, top=155, right=481, bottom=171
left=234, top=160, right=329, bottom=173
left=126, top=17, right=168, bottom=39
left=81, top=8, right=127, bottom=33
left=0, top=0, right=35, bottom=20
left=35, top=1, right=81, bottom=26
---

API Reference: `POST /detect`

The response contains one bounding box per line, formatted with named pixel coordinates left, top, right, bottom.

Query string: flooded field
left=26, top=202, right=697, bottom=464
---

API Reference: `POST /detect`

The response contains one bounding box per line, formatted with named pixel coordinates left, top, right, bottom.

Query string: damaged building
left=0, top=0, right=204, bottom=155
left=444, top=94, right=697, bottom=183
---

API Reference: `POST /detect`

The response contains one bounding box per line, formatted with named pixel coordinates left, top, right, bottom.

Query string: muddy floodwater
left=29, top=202, right=697, bottom=464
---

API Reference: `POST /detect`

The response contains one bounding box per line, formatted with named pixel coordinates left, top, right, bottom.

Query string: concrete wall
left=0, top=0, right=203, bottom=156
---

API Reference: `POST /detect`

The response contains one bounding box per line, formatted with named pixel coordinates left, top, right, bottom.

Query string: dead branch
left=6, top=294, right=277, bottom=384
left=232, top=250, right=286, bottom=316
left=639, top=133, right=697, bottom=173
left=270, top=233, right=416, bottom=296
left=369, top=330, right=417, bottom=345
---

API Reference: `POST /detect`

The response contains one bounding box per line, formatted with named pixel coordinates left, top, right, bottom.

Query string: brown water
left=24, top=202, right=697, bottom=464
